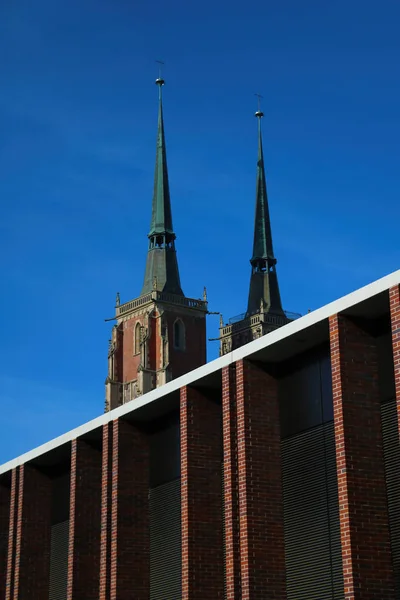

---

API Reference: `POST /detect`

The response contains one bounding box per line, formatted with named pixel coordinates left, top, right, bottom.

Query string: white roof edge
left=1, top=269, right=399, bottom=475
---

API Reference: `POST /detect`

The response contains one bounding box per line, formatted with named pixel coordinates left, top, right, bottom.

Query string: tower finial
left=155, top=60, right=165, bottom=96
left=255, top=93, right=264, bottom=119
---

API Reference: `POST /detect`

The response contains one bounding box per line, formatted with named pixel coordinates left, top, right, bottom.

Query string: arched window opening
left=134, top=322, right=141, bottom=355
left=173, top=319, right=185, bottom=351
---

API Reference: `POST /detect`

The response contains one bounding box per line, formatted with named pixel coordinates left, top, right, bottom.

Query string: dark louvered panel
left=324, top=423, right=344, bottom=599
left=150, top=478, right=181, bottom=600
left=48, top=520, right=69, bottom=600
left=381, top=400, right=400, bottom=598
left=282, top=425, right=344, bottom=599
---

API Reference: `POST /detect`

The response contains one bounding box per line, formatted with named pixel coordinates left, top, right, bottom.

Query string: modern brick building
left=0, top=270, right=399, bottom=599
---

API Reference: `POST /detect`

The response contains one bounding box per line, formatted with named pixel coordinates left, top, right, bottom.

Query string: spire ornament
left=155, top=59, right=165, bottom=87
left=255, top=92, right=264, bottom=119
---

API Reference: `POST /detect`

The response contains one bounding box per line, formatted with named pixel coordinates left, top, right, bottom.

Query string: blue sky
left=1, top=0, right=399, bottom=462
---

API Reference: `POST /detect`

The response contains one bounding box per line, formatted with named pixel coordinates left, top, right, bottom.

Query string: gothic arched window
left=134, top=322, right=141, bottom=355
left=173, top=319, right=185, bottom=351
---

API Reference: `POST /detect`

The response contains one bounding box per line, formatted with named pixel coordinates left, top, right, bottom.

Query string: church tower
left=219, top=103, right=295, bottom=355
left=105, top=77, right=208, bottom=411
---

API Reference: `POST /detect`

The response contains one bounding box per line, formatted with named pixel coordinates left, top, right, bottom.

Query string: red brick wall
left=167, top=312, right=206, bottom=378
left=180, top=385, right=224, bottom=599
left=67, top=439, right=102, bottom=600
left=100, top=423, right=112, bottom=600
left=13, top=464, right=52, bottom=599
left=149, top=310, right=159, bottom=374
left=110, top=419, right=149, bottom=600
left=236, top=359, right=286, bottom=600
left=329, top=314, right=395, bottom=599
left=120, top=317, right=143, bottom=382
left=5, top=469, right=17, bottom=600
left=222, top=365, right=241, bottom=598
left=114, top=306, right=206, bottom=395
left=113, top=323, right=124, bottom=383
left=389, top=284, right=400, bottom=433
left=0, top=483, right=10, bottom=599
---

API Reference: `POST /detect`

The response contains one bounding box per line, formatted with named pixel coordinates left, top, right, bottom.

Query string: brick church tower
left=219, top=104, right=297, bottom=355
left=105, top=77, right=208, bottom=411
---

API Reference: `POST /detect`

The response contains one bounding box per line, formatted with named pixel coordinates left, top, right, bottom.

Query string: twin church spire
left=141, top=76, right=284, bottom=324
left=105, top=75, right=288, bottom=410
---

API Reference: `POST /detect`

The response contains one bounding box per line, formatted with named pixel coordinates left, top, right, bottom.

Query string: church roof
left=141, top=78, right=184, bottom=296
left=251, top=113, right=276, bottom=264
left=148, top=79, right=174, bottom=237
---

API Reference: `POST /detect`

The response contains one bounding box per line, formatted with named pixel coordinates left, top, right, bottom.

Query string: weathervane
left=254, top=92, right=264, bottom=119
left=155, top=60, right=165, bottom=94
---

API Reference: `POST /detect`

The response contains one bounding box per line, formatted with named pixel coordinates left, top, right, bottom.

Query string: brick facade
left=0, top=482, right=10, bottom=599
left=110, top=419, right=149, bottom=600
left=3, top=280, right=400, bottom=600
left=100, top=423, right=112, bottom=600
left=180, top=385, right=224, bottom=599
left=329, top=314, right=395, bottom=599
left=235, top=359, right=286, bottom=600
left=119, top=317, right=143, bottom=383
left=107, top=304, right=207, bottom=410
left=389, top=284, right=400, bottom=433
left=222, top=364, right=241, bottom=598
left=67, top=439, right=102, bottom=600
left=12, top=464, right=52, bottom=599
left=5, top=469, right=17, bottom=600
left=166, top=310, right=207, bottom=378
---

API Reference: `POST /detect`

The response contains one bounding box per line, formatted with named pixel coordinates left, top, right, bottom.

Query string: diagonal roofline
left=1, top=268, right=399, bottom=474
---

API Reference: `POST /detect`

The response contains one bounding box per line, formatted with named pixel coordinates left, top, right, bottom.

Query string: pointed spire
left=251, top=100, right=275, bottom=265
left=141, top=74, right=184, bottom=296
left=148, top=76, right=174, bottom=237
left=246, top=96, right=284, bottom=316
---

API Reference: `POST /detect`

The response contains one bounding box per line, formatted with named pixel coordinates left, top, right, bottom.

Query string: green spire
left=141, top=78, right=184, bottom=296
left=251, top=111, right=275, bottom=263
left=149, top=80, right=174, bottom=236
left=246, top=104, right=284, bottom=316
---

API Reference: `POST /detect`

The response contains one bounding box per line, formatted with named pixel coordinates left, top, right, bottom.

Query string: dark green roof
left=247, top=116, right=284, bottom=316
left=148, top=90, right=174, bottom=237
left=251, top=122, right=275, bottom=263
left=141, top=82, right=184, bottom=297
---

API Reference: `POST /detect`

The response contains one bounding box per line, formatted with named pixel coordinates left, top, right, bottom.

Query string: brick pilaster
left=222, top=365, right=240, bottom=598
left=13, top=464, right=52, bottom=599
left=110, top=419, right=149, bottom=600
left=389, top=284, right=400, bottom=433
left=67, top=439, right=102, bottom=600
left=99, top=423, right=112, bottom=600
left=0, top=483, right=10, bottom=599
left=236, top=359, right=286, bottom=600
left=329, top=314, right=395, bottom=599
left=5, top=469, right=18, bottom=600
left=180, top=385, right=224, bottom=599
